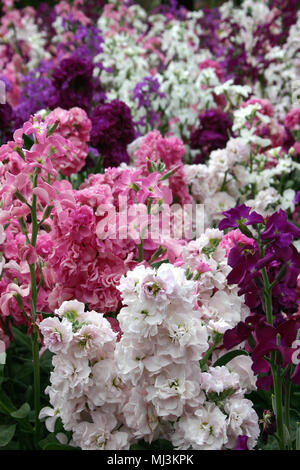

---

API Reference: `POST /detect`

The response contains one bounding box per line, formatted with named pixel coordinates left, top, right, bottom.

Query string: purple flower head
left=219, top=204, right=264, bottom=231
left=49, top=53, right=94, bottom=111
left=14, top=69, right=56, bottom=129
left=261, top=209, right=300, bottom=247
left=293, top=191, right=300, bottom=205
left=133, top=76, right=165, bottom=131
left=197, top=8, right=222, bottom=56
left=0, top=103, right=14, bottom=143
left=0, top=76, right=12, bottom=93
left=235, top=435, right=249, bottom=450
left=222, top=44, right=257, bottom=85
left=91, top=99, right=135, bottom=167
left=190, top=109, right=233, bottom=161
left=153, top=0, right=187, bottom=21
left=223, top=321, right=252, bottom=350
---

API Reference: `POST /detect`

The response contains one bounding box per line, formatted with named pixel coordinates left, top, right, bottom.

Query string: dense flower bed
left=0, top=0, right=299, bottom=451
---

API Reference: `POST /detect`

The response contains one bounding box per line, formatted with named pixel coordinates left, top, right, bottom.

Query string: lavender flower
left=132, top=76, right=165, bottom=132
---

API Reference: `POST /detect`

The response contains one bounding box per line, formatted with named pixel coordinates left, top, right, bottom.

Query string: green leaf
left=11, top=326, right=32, bottom=351
left=213, top=350, right=249, bottom=367
left=39, top=349, right=54, bottom=372
left=11, top=402, right=30, bottom=419
left=0, top=390, right=16, bottom=415
left=43, top=442, right=77, bottom=450
left=296, top=422, right=300, bottom=450
left=0, top=424, right=16, bottom=447
left=39, top=433, right=78, bottom=451
left=0, top=364, right=4, bottom=387
left=22, top=134, right=34, bottom=150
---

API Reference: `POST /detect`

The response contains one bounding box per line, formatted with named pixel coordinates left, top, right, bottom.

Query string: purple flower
left=49, top=54, right=94, bottom=111
left=293, top=191, right=300, bottom=205
left=223, top=321, right=252, bottom=350
left=235, top=435, right=249, bottom=450
left=261, top=210, right=300, bottom=247
left=132, top=76, right=165, bottom=131
left=90, top=99, right=135, bottom=167
left=14, top=69, right=56, bottom=129
left=190, top=109, right=233, bottom=162
left=219, top=204, right=264, bottom=231
left=0, top=103, right=14, bottom=143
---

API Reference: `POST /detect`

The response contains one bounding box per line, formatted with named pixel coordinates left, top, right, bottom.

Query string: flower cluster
left=39, top=262, right=259, bottom=450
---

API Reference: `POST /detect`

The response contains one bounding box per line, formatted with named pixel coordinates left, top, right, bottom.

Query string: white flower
left=224, top=397, right=260, bottom=449
left=145, top=363, right=202, bottom=420
left=171, top=403, right=228, bottom=450
left=39, top=317, right=73, bottom=354
left=55, top=300, right=85, bottom=321
left=200, top=366, right=240, bottom=395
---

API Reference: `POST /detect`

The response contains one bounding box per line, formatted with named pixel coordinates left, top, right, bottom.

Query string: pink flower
left=284, top=108, right=300, bottom=131
left=219, top=229, right=255, bottom=257
left=134, top=130, right=192, bottom=204
left=19, top=244, right=38, bottom=265
left=243, top=98, right=274, bottom=118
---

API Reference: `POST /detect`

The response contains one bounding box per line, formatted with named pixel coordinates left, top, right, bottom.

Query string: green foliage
left=0, top=326, right=53, bottom=449
left=213, top=349, right=249, bottom=367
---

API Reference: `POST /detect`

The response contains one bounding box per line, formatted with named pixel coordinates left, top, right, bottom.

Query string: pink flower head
left=284, top=108, right=300, bottom=131
left=219, top=229, right=255, bottom=257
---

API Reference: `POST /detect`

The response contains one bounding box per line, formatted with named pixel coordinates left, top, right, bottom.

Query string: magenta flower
left=261, top=210, right=300, bottom=247
left=219, top=204, right=264, bottom=231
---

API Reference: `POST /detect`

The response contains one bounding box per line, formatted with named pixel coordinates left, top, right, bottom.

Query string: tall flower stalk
left=220, top=205, right=300, bottom=449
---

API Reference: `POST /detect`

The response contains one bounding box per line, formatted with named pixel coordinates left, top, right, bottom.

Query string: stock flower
left=90, top=99, right=135, bottom=167
left=0, top=103, right=14, bottom=143
left=190, top=109, right=233, bottom=162
left=50, top=54, right=94, bottom=111
left=261, top=209, right=300, bottom=247
left=219, top=204, right=264, bottom=231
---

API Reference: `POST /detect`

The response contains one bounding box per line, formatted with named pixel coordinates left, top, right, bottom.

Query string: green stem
left=138, top=238, right=144, bottom=263
left=270, top=357, right=285, bottom=450
left=284, top=375, right=292, bottom=449
left=199, top=343, right=216, bottom=371
left=31, top=332, right=40, bottom=443
left=262, top=266, right=285, bottom=449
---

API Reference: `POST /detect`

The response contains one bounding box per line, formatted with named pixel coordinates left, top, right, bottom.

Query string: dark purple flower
left=190, top=109, right=233, bottom=162
left=235, top=435, right=249, bottom=450
left=261, top=210, right=300, bottom=247
left=49, top=54, right=94, bottom=111
left=251, top=318, right=300, bottom=378
left=219, top=204, right=264, bottom=231
left=90, top=99, right=135, bottom=167
left=223, top=321, right=252, bottom=350
left=0, top=103, right=14, bottom=143
left=293, top=191, right=300, bottom=205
